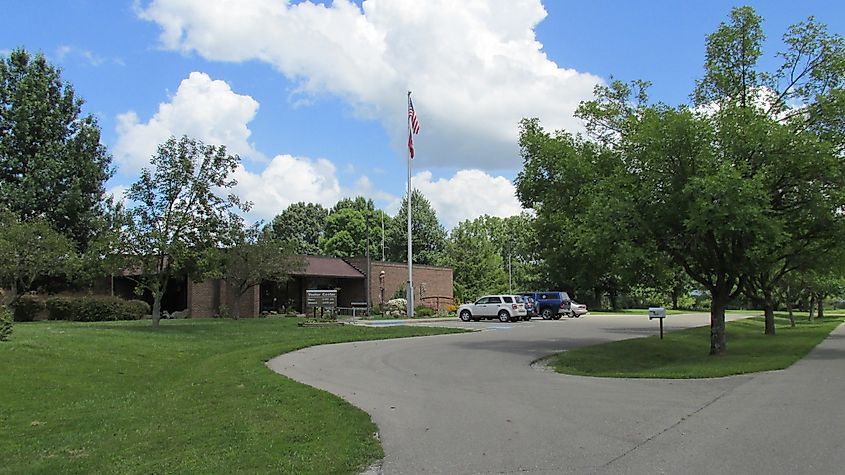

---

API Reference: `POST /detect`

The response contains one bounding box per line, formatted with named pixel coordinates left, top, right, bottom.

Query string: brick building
left=347, top=258, right=454, bottom=311
left=111, top=256, right=453, bottom=317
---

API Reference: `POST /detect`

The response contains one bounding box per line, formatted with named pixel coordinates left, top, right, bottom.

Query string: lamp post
left=379, top=270, right=385, bottom=312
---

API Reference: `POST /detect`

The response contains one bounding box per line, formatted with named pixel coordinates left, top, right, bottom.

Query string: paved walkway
left=267, top=315, right=845, bottom=474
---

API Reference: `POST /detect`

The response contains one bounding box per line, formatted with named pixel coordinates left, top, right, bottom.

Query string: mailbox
left=648, top=307, right=666, bottom=339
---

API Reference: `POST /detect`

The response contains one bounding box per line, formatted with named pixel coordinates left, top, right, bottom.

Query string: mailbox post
left=648, top=307, right=667, bottom=339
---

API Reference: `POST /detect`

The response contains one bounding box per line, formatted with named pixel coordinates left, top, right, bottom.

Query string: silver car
left=569, top=301, right=588, bottom=317
left=458, top=295, right=528, bottom=322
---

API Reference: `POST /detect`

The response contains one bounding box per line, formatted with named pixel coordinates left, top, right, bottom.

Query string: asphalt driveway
left=267, top=314, right=845, bottom=474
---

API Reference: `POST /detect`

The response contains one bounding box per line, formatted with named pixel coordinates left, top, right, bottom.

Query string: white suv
left=458, top=295, right=528, bottom=322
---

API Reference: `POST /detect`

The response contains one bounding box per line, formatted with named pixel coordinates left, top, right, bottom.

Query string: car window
left=514, top=296, right=524, bottom=303
left=503, top=296, right=513, bottom=303
left=475, top=297, right=488, bottom=305
left=488, top=296, right=502, bottom=303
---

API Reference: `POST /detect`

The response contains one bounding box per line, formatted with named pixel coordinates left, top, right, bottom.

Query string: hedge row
left=45, top=296, right=151, bottom=322
left=12, top=296, right=43, bottom=322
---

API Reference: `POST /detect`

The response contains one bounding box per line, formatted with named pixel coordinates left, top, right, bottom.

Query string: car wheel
left=498, top=310, right=510, bottom=322
left=459, top=310, right=472, bottom=322
left=523, top=316, right=531, bottom=321
left=541, top=308, right=553, bottom=320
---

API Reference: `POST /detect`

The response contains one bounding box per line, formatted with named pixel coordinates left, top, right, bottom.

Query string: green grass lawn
left=550, top=314, right=844, bottom=378
left=0, top=318, right=465, bottom=474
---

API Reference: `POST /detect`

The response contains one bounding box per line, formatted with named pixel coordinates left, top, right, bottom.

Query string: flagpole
left=406, top=90, right=414, bottom=318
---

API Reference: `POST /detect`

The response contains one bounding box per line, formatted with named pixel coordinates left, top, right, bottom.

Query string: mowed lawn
left=551, top=314, right=845, bottom=378
left=0, top=318, right=465, bottom=474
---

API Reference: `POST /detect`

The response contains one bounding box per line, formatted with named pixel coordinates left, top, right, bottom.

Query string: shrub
left=383, top=298, right=407, bottom=318
left=415, top=306, right=434, bottom=317
left=12, top=296, right=44, bottom=322
left=45, top=297, right=76, bottom=320
left=0, top=306, right=12, bottom=341
left=125, top=299, right=151, bottom=319
left=215, top=305, right=230, bottom=319
left=45, top=296, right=150, bottom=322
left=392, top=284, right=407, bottom=300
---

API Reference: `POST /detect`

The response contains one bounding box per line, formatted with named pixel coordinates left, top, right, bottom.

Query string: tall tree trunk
left=150, top=274, right=168, bottom=328
left=710, top=289, right=728, bottom=355
left=593, top=288, right=601, bottom=309
left=232, top=292, right=242, bottom=320
left=786, top=299, right=795, bottom=328
left=609, top=290, right=619, bottom=311
left=763, top=302, right=776, bottom=335
left=5, top=280, right=19, bottom=307
left=152, top=293, right=162, bottom=328
left=671, top=288, right=680, bottom=310
left=817, top=294, right=824, bottom=320
left=808, top=294, right=815, bottom=321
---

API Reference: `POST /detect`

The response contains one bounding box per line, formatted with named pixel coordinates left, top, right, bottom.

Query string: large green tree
left=0, top=49, right=112, bottom=250
left=268, top=202, right=327, bottom=255
left=516, top=117, right=660, bottom=308
left=385, top=189, right=446, bottom=265
left=122, top=136, right=247, bottom=327
left=0, top=210, right=77, bottom=306
left=445, top=214, right=541, bottom=300
left=446, top=217, right=508, bottom=302
left=319, top=197, right=386, bottom=258
left=217, top=222, right=304, bottom=320
left=518, top=7, right=845, bottom=355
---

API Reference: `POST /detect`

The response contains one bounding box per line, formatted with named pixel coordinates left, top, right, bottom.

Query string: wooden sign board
left=306, top=289, right=337, bottom=309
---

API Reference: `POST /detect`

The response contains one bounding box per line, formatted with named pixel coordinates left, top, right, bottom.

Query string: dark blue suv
left=520, top=292, right=571, bottom=320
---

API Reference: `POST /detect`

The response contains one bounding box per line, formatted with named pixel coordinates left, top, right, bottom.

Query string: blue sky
left=2, top=0, right=843, bottom=228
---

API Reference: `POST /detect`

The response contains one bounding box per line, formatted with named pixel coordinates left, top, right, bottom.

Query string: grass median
left=0, top=318, right=465, bottom=474
left=550, top=314, right=844, bottom=378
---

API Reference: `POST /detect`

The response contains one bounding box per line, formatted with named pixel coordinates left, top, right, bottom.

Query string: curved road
left=267, top=314, right=845, bottom=474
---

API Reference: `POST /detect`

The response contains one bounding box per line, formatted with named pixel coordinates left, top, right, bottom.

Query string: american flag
left=408, top=96, right=420, bottom=134
left=408, top=95, right=419, bottom=158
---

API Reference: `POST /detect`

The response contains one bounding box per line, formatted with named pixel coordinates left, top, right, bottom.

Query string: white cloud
left=231, top=154, right=342, bottom=221
left=138, top=0, right=601, bottom=169
left=411, top=169, right=522, bottom=229
left=114, top=71, right=261, bottom=173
